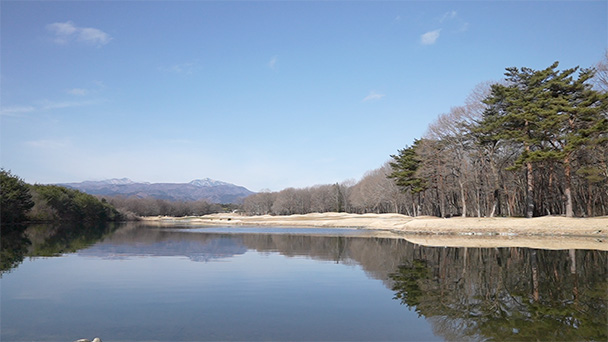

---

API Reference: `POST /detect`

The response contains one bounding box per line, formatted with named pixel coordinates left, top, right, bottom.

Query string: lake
left=1, top=223, right=606, bottom=341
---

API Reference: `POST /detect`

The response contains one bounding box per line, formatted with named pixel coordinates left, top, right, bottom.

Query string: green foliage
left=480, top=62, right=608, bottom=169
left=0, top=169, right=34, bottom=225
left=389, top=139, right=427, bottom=194
left=28, top=184, right=122, bottom=222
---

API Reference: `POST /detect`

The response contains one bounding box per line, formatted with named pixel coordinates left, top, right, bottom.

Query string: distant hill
left=59, top=178, right=255, bottom=204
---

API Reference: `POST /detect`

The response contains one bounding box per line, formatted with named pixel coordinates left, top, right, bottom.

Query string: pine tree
left=481, top=63, right=558, bottom=217
left=480, top=62, right=608, bottom=217
left=389, top=139, right=427, bottom=216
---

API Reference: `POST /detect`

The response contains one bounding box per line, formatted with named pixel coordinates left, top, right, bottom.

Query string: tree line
left=245, top=59, right=608, bottom=218
left=102, top=195, right=228, bottom=218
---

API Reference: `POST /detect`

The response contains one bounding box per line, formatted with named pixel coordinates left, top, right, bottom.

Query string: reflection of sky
left=79, top=235, right=248, bottom=262
left=1, top=245, right=439, bottom=341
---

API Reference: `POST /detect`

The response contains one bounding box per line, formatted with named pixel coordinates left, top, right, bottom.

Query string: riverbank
left=141, top=213, right=608, bottom=250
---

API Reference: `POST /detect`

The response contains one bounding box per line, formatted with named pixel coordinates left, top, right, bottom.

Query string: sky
left=1, top=1, right=606, bottom=192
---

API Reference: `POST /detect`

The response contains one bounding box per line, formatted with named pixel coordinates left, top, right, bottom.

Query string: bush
left=28, top=185, right=122, bottom=222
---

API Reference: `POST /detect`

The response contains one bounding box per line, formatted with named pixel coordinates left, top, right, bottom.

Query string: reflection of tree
left=26, top=223, right=118, bottom=257
left=391, top=260, right=431, bottom=309
left=0, top=226, right=30, bottom=275
left=389, top=247, right=607, bottom=341
left=1, top=223, right=119, bottom=275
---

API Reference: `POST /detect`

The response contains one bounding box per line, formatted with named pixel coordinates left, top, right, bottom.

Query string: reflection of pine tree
left=390, top=259, right=431, bottom=309
left=389, top=247, right=607, bottom=341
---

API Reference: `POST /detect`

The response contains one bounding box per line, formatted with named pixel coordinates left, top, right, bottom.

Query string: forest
left=244, top=59, right=608, bottom=218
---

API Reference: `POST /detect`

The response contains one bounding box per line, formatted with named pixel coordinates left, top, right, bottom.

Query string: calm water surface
left=1, top=223, right=606, bottom=341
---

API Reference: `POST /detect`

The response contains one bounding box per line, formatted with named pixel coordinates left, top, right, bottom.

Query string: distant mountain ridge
left=59, top=178, right=255, bottom=204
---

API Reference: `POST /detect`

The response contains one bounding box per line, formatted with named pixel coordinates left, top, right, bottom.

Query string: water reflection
left=2, top=223, right=607, bottom=341
left=102, top=225, right=607, bottom=341
left=389, top=248, right=607, bottom=341
left=1, top=222, right=119, bottom=275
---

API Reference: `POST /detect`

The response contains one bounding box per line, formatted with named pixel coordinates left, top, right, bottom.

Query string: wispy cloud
left=40, top=100, right=99, bottom=111
left=420, top=29, right=441, bottom=45
left=25, top=138, right=71, bottom=149
left=362, top=91, right=385, bottom=102
left=0, top=105, right=36, bottom=117
left=268, top=56, right=278, bottom=70
left=1, top=100, right=101, bottom=116
left=46, top=21, right=112, bottom=47
left=440, top=10, right=457, bottom=23
left=160, top=62, right=201, bottom=75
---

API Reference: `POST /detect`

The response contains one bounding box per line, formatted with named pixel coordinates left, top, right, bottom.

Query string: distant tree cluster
left=243, top=166, right=410, bottom=215
left=102, top=196, right=223, bottom=217
left=390, top=62, right=607, bottom=218
left=244, top=59, right=608, bottom=218
left=244, top=183, right=349, bottom=215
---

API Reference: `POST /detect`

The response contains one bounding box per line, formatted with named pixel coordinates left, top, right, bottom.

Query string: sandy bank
left=141, top=213, right=608, bottom=250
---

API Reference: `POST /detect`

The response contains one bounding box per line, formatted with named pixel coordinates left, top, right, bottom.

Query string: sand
left=141, top=213, right=608, bottom=250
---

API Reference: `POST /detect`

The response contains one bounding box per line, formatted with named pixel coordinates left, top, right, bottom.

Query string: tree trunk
left=587, top=181, right=593, bottom=217
left=459, top=180, right=466, bottom=217
left=564, top=155, right=574, bottom=217
left=526, top=160, right=534, bottom=218
left=531, top=249, right=539, bottom=301
left=489, top=159, right=501, bottom=217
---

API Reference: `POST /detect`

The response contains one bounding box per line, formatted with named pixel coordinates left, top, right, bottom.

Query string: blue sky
left=1, top=1, right=606, bottom=192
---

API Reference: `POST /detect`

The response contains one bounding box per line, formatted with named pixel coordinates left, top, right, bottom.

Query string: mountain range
left=59, top=178, right=255, bottom=204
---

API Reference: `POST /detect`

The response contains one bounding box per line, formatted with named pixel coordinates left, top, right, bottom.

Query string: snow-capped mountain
left=189, top=178, right=231, bottom=187
left=59, top=178, right=254, bottom=204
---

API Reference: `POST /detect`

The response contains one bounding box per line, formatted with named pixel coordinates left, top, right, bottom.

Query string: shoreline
left=140, top=212, right=608, bottom=251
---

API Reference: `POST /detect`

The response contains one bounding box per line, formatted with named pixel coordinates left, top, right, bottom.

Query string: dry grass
left=141, top=213, right=608, bottom=250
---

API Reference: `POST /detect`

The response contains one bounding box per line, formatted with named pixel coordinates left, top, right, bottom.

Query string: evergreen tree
left=541, top=67, right=608, bottom=216
left=482, top=63, right=560, bottom=217
left=481, top=62, right=607, bottom=217
left=0, top=169, right=34, bottom=225
left=389, top=139, right=427, bottom=216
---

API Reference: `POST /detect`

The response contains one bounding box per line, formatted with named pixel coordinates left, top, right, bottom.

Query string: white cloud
left=46, top=21, right=112, bottom=47
left=362, top=91, right=385, bottom=102
left=420, top=29, right=441, bottom=45
left=77, top=27, right=112, bottom=46
left=67, top=88, right=88, bottom=96
left=440, top=11, right=457, bottom=23
left=268, top=56, right=278, bottom=70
